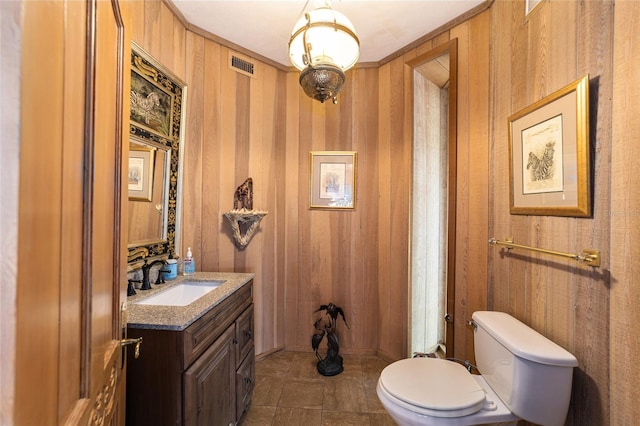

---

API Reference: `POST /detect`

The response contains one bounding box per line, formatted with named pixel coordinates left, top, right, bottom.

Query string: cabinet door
left=236, top=347, right=255, bottom=421
left=235, top=305, right=254, bottom=366
left=184, top=324, right=235, bottom=426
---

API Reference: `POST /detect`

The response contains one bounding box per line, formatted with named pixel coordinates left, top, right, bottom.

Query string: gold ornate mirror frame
left=128, top=41, right=186, bottom=262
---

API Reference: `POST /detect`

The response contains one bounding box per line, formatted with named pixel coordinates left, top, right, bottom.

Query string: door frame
left=407, top=39, right=458, bottom=358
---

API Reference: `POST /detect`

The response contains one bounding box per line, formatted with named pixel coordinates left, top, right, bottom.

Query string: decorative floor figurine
left=312, top=303, right=350, bottom=376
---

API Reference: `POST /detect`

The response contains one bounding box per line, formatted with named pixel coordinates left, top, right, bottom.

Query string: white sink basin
left=135, top=280, right=225, bottom=306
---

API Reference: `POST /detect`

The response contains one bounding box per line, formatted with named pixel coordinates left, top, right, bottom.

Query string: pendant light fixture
left=288, top=0, right=360, bottom=104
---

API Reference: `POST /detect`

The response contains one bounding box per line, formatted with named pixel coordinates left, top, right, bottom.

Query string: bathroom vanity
left=125, top=272, right=255, bottom=426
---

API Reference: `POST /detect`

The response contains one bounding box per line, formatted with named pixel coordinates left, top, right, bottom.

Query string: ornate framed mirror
left=128, top=41, right=186, bottom=262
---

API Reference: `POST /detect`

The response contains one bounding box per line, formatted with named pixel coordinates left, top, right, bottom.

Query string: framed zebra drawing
left=508, top=75, right=591, bottom=217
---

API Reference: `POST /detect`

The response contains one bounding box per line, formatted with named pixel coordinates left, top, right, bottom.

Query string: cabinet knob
left=233, top=337, right=239, bottom=344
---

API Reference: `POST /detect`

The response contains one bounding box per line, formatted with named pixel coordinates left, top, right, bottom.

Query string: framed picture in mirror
left=128, top=145, right=155, bottom=202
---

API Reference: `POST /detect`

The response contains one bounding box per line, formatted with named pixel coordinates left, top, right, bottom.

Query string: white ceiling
left=171, top=0, right=487, bottom=67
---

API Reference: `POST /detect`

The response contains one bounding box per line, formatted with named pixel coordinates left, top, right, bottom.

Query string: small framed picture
left=309, top=151, right=357, bottom=210
left=508, top=75, right=591, bottom=217
left=128, top=145, right=155, bottom=202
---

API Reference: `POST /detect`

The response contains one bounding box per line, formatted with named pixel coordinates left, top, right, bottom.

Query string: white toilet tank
left=472, top=311, right=579, bottom=426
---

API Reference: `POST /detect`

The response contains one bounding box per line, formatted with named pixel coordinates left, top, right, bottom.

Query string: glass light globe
left=289, top=6, right=360, bottom=71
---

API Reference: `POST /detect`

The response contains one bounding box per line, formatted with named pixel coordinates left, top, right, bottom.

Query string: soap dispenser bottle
left=183, top=247, right=196, bottom=275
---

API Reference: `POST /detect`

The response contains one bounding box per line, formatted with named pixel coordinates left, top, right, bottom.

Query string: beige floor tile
left=321, top=410, right=371, bottom=426
left=239, top=405, right=276, bottom=425
left=258, top=351, right=295, bottom=376
left=278, top=378, right=325, bottom=409
left=250, top=351, right=394, bottom=424
left=362, top=379, right=387, bottom=414
left=252, top=373, right=286, bottom=406
left=273, top=407, right=322, bottom=426
left=361, top=357, right=389, bottom=381
left=289, top=351, right=325, bottom=380
left=323, top=377, right=368, bottom=413
left=368, top=412, right=397, bottom=426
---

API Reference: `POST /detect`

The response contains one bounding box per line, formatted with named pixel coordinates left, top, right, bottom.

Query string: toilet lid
left=379, top=358, right=486, bottom=417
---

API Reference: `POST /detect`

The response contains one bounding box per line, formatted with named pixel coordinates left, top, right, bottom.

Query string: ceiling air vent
left=229, top=52, right=256, bottom=78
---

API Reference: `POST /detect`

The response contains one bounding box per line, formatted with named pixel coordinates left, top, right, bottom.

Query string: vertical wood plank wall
left=127, top=1, right=640, bottom=423
left=610, top=1, right=640, bottom=423
left=488, top=1, right=621, bottom=423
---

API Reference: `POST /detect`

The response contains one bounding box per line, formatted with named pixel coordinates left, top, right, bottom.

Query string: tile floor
left=240, top=351, right=397, bottom=426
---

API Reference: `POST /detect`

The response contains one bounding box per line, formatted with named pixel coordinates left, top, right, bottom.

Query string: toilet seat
left=378, top=358, right=486, bottom=418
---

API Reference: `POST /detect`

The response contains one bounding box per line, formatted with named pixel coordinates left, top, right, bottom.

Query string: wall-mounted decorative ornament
left=223, top=178, right=267, bottom=249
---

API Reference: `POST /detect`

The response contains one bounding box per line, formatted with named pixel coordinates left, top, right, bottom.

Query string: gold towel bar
left=488, top=237, right=601, bottom=267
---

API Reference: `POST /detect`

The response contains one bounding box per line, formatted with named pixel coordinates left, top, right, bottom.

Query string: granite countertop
left=126, top=271, right=254, bottom=331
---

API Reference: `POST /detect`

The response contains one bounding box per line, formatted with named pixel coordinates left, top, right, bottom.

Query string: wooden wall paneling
left=364, top=67, right=381, bottom=352
left=349, top=67, right=379, bottom=352
left=183, top=32, right=204, bottom=261
left=461, top=10, right=491, bottom=362
left=376, top=62, right=393, bottom=359
left=159, top=1, right=174, bottom=69
left=232, top=71, right=250, bottom=272
left=524, top=0, right=550, bottom=333
left=283, top=71, right=301, bottom=352
left=610, top=2, right=640, bottom=423
left=288, top=89, right=314, bottom=352
left=217, top=46, right=238, bottom=270
left=487, top=0, right=514, bottom=314
left=345, top=74, right=360, bottom=350
left=571, top=1, right=613, bottom=424
left=244, top=62, right=266, bottom=353
left=256, top=64, right=283, bottom=353
left=332, top=77, right=353, bottom=350
left=201, top=39, right=222, bottom=272
left=308, top=103, right=332, bottom=322
left=451, top=21, right=472, bottom=362
left=128, top=0, right=145, bottom=44
left=172, top=10, right=186, bottom=78
left=390, top=54, right=410, bottom=360
left=143, top=0, right=161, bottom=58
left=329, top=183, right=350, bottom=341
left=273, top=69, right=288, bottom=351
left=541, top=0, right=578, bottom=352
left=506, top=0, right=530, bottom=322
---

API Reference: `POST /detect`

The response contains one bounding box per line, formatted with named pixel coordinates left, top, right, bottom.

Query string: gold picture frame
left=128, top=145, right=155, bottom=202
left=508, top=75, right=591, bottom=217
left=309, top=151, right=357, bottom=210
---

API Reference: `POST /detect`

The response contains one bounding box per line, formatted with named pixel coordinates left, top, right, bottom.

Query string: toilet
left=376, top=311, right=579, bottom=426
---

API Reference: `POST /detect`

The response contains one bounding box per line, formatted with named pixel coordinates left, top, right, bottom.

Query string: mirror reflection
left=128, top=137, right=170, bottom=245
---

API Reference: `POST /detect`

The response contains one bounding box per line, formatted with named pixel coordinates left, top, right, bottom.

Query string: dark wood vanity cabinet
left=126, top=281, right=254, bottom=426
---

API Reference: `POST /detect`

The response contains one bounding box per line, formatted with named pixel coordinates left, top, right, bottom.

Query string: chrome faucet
left=141, top=260, right=167, bottom=290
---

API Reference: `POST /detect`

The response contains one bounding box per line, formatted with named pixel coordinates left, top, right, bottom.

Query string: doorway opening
left=408, top=40, right=457, bottom=359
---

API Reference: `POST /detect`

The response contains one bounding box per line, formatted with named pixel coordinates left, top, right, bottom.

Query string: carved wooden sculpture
left=233, top=177, right=253, bottom=210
